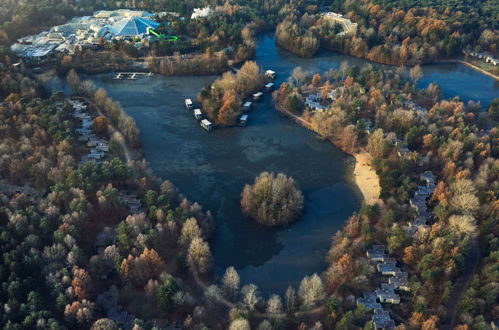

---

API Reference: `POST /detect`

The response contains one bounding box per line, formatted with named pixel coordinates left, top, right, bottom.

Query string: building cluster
left=11, top=10, right=163, bottom=61
left=67, top=99, right=110, bottom=166
left=407, top=171, right=436, bottom=235
left=303, top=86, right=345, bottom=113
left=467, top=51, right=498, bottom=66
left=357, top=245, right=410, bottom=329
left=0, top=180, right=39, bottom=200
left=321, top=12, right=358, bottom=36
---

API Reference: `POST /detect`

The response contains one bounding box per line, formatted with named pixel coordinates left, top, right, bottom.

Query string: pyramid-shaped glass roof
left=109, top=16, right=160, bottom=36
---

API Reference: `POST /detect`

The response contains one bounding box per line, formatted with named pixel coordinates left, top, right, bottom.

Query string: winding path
left=190, top=263, right=324, bottom=320
left=440, top=235, right=481, bottom=329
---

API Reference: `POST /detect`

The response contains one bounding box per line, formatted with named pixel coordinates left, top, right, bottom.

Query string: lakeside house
left=265, top=70, right=276, bottom=80
left=265, top=82, right=275, bottom=91
left=194, top=109, right=203, bottom=120
left=304, top=92, right=327, bottom=112
left=253, top=92, right=263, bottom=101
left=200, top=119, right=213, bottom=131
left=239, top=114, right=248, bottom=126
left=242, top=101, right=252, bottom=112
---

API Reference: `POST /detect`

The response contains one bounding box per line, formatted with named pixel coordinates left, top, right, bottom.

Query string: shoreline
left=435, top=59, right=499, bottom=81
left=274, top=107, right=381, bottom=206
left=352, top=151, right=382, bottom=206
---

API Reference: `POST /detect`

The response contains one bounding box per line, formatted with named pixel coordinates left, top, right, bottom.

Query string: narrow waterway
left=46, top=33, right=498, bottom=296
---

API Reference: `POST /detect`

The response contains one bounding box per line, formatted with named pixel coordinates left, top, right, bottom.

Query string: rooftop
left=109, top=16, right=160, bottom=36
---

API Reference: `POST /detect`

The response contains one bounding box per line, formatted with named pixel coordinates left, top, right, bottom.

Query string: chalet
left=372, top=308, right=395, bottom=329
left=194, top=109, right=203, bottom=120
left=253, top=92, right=263, bottom=101
left=200, top=119, right=213, bottom=131
left=239, top=114, right=248, bottom=126
left=242, top=101, right=252, bottom=112
left=185, top=98, right=193, bottom=110
left=357, top=292, right=382, bottom=310
left=367, top=245, right=386, bottom=262
left=377, top=261, right=400, bottom=276
left=389, top=273, right=410, bottom=292
left=375, top=283, right=400, bottom=304
left=397, top=146, right=411, bottom=157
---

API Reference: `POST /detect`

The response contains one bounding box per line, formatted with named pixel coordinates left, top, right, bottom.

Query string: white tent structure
left=109, top=16, right=160, bottom=37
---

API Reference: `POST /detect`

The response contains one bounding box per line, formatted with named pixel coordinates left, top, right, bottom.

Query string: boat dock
left=113, top=72, right=154, bottom=80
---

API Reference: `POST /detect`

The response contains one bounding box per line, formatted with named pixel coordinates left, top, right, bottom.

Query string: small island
left=241, top=171, right=304, bottom=227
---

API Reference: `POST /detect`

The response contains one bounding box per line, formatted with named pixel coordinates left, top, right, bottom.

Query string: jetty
left=112, top=72, right=155, bottom=80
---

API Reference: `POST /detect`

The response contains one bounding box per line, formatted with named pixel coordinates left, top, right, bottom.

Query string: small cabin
left=194, top=109, right=203, bottom=120
left=239, top=114, right=248, bottom=126
left=200, top=119, right=213, bottom=132
left=265, top=70, right=276, bottom=80
left=253, top=92, right=263, bottom=101
left=242, top=101, right=252, bottom=112
left=265, top=83, right=274, bottom=91
left=185, top=98, right=193, bottom=110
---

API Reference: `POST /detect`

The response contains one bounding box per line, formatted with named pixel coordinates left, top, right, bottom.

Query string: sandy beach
left=353, top=151, right=381, bottom=205
left=274, top=107, right=382, bottom=206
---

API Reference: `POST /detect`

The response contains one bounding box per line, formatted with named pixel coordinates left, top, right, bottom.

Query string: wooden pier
left=113, top=72, right=155, bottom=80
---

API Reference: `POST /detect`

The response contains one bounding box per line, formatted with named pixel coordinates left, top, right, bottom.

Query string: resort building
left=11, top=10, right=163, bottom=60
left=321, top=12, right=358, bottom=36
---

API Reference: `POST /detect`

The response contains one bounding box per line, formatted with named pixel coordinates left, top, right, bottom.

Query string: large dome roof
left=109, top=16, right=160, bottom=36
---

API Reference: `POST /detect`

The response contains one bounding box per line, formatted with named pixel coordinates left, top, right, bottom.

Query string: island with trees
left=241, top=172, right=304, bottom=227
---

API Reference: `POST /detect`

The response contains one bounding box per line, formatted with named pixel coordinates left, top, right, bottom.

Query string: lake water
left=47, top=33, right=498, bottom=296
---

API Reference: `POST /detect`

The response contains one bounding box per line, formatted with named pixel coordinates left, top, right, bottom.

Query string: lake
left=47, top=33, right=498, bottom=296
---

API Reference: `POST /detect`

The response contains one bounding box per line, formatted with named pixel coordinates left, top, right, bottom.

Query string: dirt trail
left=440, top=235, right=480, bottom=329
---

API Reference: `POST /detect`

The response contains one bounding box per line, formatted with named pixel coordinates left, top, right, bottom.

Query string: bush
left=241, top=172, right=304, bottom=226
